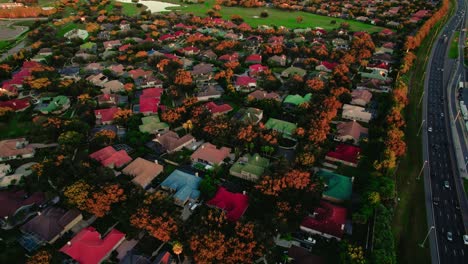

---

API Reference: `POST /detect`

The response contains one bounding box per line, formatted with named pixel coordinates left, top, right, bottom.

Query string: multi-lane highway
left=423, top=0, right=468, bottom=263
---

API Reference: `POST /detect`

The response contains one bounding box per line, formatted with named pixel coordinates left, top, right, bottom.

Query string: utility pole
left=419, top=226, right=435, bottom=248
left=417, top=160, right=428, bottom=180
left=417, top=119, right=426, bottom=136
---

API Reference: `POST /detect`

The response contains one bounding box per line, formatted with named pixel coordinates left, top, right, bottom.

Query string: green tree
left=58, top=131, right=84, bottom=152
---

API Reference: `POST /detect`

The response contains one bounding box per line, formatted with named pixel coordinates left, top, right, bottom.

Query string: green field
left=0, top=40, right=11, bottom=50
left=56, top=22, right=85, bottom=37
left=107, top=0, right=146, bottom=16
left=392, top=2, right=454, bottom=263
left=153, top=0, right=386, bottom=32
left=449, top=31, right=460, bottom=59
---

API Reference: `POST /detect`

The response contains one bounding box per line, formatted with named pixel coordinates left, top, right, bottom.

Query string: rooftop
left=122, top=158, right=164, bottom=189
left=160, top=170, right=201, bottom=204
left=316, top=170, right=353, bottom=202
left=206, top=187, right=249, bottom=222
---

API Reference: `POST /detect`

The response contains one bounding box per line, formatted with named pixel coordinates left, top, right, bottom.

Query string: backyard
left=149, top=0, right=386, bottom=32
left=108, top=0, right=146, bottom=16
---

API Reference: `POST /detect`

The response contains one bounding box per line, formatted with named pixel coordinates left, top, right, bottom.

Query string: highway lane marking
left=454, top=249, right=457, bottom=256
left=445, top=245, right=448, bottom=253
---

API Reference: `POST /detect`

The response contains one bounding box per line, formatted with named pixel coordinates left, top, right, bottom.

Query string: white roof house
left=342, top=104, right=372, bottom=123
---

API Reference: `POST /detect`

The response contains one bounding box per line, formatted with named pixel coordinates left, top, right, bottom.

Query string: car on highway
left=444, top=180, right=450, bottom=189
left=447, top=231, right=453, bottom=242
left=428, top=127, right=433, bottom=132
left=433, top=196, right=440, bottom=205
left=463, top=234, right=468, bottom=245
left=440, top=113, right=444, bottom=117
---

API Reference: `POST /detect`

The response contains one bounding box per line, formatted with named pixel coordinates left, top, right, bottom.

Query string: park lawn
left=160, top=0, right=386, bottom=32
left=56, top=22, right=84, bottom=37
left=0, top=40, right=11, bottom=50
left=108, top=0, right=146, bottom=16
left=449, top=31, right=460, bottom=59
left=392, top=2, right=454, bottom=263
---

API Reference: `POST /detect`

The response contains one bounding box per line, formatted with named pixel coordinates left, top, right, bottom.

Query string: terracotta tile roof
left=0, top=138, right=34, bottom=159
left=0, top=98, right=30, bottom=111
left=60, top=227, right=125, bottom=264
left=154, top=131, right=195, bottom=153
left=248, top=90, right=280, bottom=101
left=191, top=142, right=231, bottom=165
left=205, top=102, right=232, bottom=115
left=206, top=187, right=249, bottom=221
left=122, top=158, right=163, bottom=189
left=326, top=144, right=361, bottom=165
left=300, top=201, right=347, bottom=239
left=245, top=54, right=262, bottom=63
left=235, top=76, right=256, bottom=86
left=336, top=121, right=368, bottom=142
left=94, top=107, right=119, bottom=124
left=89, top=146, right=132, bottom=168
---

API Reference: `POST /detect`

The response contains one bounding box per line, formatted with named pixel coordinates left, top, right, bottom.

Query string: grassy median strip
left=449, top=31, right=460, bottom=59
left=392, top=2, right=454, bottom=263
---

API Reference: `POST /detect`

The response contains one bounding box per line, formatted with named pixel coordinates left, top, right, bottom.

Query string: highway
left=423, top=0, right=468, bottom=263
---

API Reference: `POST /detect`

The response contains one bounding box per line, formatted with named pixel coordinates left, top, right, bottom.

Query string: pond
left=117, top=0, right=180, bottom=12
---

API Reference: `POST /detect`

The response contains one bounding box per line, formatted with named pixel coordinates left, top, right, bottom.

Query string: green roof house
left=139, top=115, right=169, bottom=134
left=35, top=96, right=70, bottom=114
left=230, top=153, right=270, bottom=182
left=80, top=42, right=97, bottom=53
left=317, top=170, right=353, bottom=203
left=281, top=66, right=307, bottom=78
left=283, top=93, right=312, bottom=107
left=265, top=118, right=297, bottom=138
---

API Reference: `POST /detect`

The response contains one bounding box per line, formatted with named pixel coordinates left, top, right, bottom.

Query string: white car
left=428, top=127, right=433, bottom=132
left=463, top=235, right=468, bottom=245
left=447, top=231, right=453, bottom=242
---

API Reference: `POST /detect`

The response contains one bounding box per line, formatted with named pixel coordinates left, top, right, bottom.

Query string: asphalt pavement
left=422, top=0, right=468, bottom=263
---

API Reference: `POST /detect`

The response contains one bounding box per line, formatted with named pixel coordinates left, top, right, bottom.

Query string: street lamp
left=419, top=226, right=435, bottom=248
left=417, top=160, right=428, bottom=180
left=417, top=119, right=426, bottom=136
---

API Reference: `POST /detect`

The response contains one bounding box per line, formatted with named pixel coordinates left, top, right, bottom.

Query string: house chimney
left=195, top=172, right=199, bottom=177
left=37, top=211, right=41, bottom=216
left=154, top=160, right=158, bottom=164
left=351, top=177, right=355, bottom=183
left=201, top=145, right=205, bottom=149
left=242, top=190, right=246, bottom=195
left=67, top=241, right=72, bottom=246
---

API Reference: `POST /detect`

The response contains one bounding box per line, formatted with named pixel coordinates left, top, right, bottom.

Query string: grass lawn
left=449, top=31, right=460, bottom=59
left=108, top=0, right=146, bottom=16
left=0, top=40, right=11, bottom=50
left=158, top=0, right=386, bottom=32
left=0, top=113, right=33, bottom=140
left=392, top=2, right=454, bottom=263
left=56, top=22, right=84, bottom=37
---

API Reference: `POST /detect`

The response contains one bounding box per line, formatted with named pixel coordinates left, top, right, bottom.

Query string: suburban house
left=160, top=169, right=201, bottom=206
left=19, top=207, right=82, bottom=248
left=248, top=90, right=281, bottom=101
left=34, top=96, right=70, bottom=114
left=206, top=187, right=249, bottom=221
left=138, top=88, right=163, bottom=116
left=60, top=227, right=126, bottom=264
left=300, top=201, right=347, bottom=241
left=86, top=73, right=108, bottom=87
left=335, top=121, right=369, bottom=145
left=205, top=102, right=233, bottom=116
left=360, top=68, right=389, bottom=81
left=1, top=61, right=42, bottom=95
left=283, top=93, right=312, bottom=109
left=153, top=131, right=195, bottom=153
left=325, top=144, right=361, bottom=167
left=230, top=153, right=269, bottom=182
left=64, top=29, right=89, bottom=40
left=245, top=54, right=262, bottom=64
left=196, top=84, right=223, bottom=101
left=89, top=146, right=132, bottom=169
left=103, top=40, right=122, bottom=50
left=0, top=138, right=35, bottom=162
left=0, top=98, right=31, bottom=112
left=191, top=63, right=214, bottom=83
left=94, top=107, right=119, bottom=125
left=268, top=55, right=287, bottom=66
left=332, top=38, right=349, bottom=50
left=281, top=66, right=307, bottom=78
left=97, top=94, right=119, bottom=107
left=341, top=104, right=372, bottom=123
left=350, top=90, right=373, bottom=106
left=139, top=115, right=169, bottom=134
left=316, top=170, right=353, bottom=203
left=0, top=190, right=45, bottom=229
left=102, top=80, right=124, bottom=94
left=249, top=64, right=269, bottom=77
left=233, top=107, right=263, bottom=124
left=265, top=118, right=297, bottom=138
left=191, top=143, right=232, bottom=167
left=122, top=158, right=164, bottom=189
left=315, top=61, right=338, bottom=72
left=235, top=75, right=257, bottom=92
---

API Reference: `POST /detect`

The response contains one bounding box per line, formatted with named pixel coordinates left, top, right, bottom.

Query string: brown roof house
left=122, top=158, right=164, bottom=189
left=153, top=131, right=195, bottom=154
left=0, top=138, right=35, bottom=162
left=86, top=73, right=108, bottom=87
left=247, top=90, right=281, bottom=102
left=102, top=80, right=124, bottom=94
left=191, top=143, right=231, bottom=167
left=335, top=121, right=369, bottom=145
left=350, top=90, right=373, bottom=106
left=0, top=190, right=45, bottom=230
left=20, top=207, right=82, bottom=246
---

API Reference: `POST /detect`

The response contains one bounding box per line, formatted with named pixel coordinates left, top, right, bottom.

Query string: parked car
left=447, top=231, right=453, bottom=242
left=463, top=234, right=468, bottom=245
left=444, top=181, right=450, bottom=189
left=433, top=196, right=440, bottom=205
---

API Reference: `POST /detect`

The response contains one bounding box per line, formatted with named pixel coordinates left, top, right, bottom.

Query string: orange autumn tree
left=64, top=180, right=92, bottom=211
left=256, top=170, right=314, bottom=196
left=306, top=78, right=324, bottom=91
left=174, top=69, right=193, bottom=86
left=26, top=250, right=52, bottom=264
left=130, top=192, right=179, bottom=242
left=113, top=109, right=132, bottom=124
left=85, top=184, right=126, bottom=217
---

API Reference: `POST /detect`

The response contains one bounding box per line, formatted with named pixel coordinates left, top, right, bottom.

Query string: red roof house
left=206, top=187, right=249, bottom=221
left=179, top=46, right=200, bottom=55
left=315, top=61, right=338, bottom=72
left=1, top=61, right=41, bottom=95
left=325, top=144, right=361, bottom=167
left=139, top=88, right=163, bottom=115
left=94, top=107, right=119, bottom=125
left=89, top=146, right=132, bottom=168
left=300, top=201, right=347, bottom=240
left=235, top=76, right=257, bottom=92
left=249, top=64, right=269, bottom=77
left=380, top=29, right=395, bottom=36
left=245, top=54, right=262, bottom=64
left=118, top=44, right=131, bottom=52
left=60, top=227, right=125, bottom=264
left=219, top=52, right=239, bottom=62
left=0, top=98, right=30, bottom=112
left=205, top=102, right=233, bottom=116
